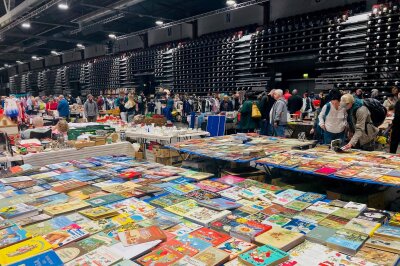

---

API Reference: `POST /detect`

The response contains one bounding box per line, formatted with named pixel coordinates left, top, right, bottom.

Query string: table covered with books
left=168, top=134, right=317, bottom=163
left=256, top=145, right=400, bottom=187
left=1, top=155, right=399, bottom=266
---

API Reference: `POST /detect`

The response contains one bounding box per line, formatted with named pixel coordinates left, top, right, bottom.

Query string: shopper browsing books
left=239, top=93, right=261, bottom=133
left=318, top=90, right=347, bottom=145
left=84, top=94, right=99, bottom=123
left=270, top=89, right=288, bottom=137
left=341, top=94, right=379, bottom=151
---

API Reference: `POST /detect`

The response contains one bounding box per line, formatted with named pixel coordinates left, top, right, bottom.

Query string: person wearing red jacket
left=46, top=98, right=58, bottom=114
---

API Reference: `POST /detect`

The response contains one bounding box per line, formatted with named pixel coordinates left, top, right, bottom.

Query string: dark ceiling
left=0, top=0, right=241, bottom=66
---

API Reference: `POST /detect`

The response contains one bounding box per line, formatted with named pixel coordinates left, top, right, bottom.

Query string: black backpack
left=363, top=98, right=387, bottom=127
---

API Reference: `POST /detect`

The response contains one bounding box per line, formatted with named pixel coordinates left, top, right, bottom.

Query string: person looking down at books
left=318, top=89, right=347, bottom=145
left=341, top=94, right=379, bottom=151
left=21, top=116, right=51, bottom=139
left=270, top=89, right=288, bottom=137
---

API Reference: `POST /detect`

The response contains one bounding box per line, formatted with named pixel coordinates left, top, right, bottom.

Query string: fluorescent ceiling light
left=155, top=20, right=164, bottom=26
left=58, top=2, right=69, bottom=10
left=51, top=50, right=59, bottom=55
left=16, top=61, right=23, bottom=64
left=76, top=43, right=85, bottom=49
left=108, top=33, right=117, bottom=39
left=21, top=22, right=31, bottom=29
left=31, top=55, right=38, bottom=60
left=226, top=0, right=236, bottom=6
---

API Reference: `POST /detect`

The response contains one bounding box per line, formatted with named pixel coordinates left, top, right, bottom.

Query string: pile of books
left=0, top=156, right=399, bottom=265
left=257, top=147, right=400, bottom=186
left=170, top=134, right=316, bottom=162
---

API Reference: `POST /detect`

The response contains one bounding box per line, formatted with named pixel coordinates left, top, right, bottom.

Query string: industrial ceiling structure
left=0, top=0, right=241, bottom=66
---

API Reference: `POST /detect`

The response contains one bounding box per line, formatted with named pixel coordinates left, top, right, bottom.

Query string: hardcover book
left=217, top=238, right=255, bottom=260
left=305, top=226, right=337, bottom=245
left=193, top=247, right=230, bottom=266
left=344, top=218, right=381, bottom=236
left=254, top=227, right=305, bottom=251
left=0, top=236, right=52, bottom=265
left=118, top=225, right=167, bottom=246
left=238, top=244, right=289, bottom=266
left=184, top=207, right=231, bottom=226
left=189, top=227, right=231, bottom=246
left=326, top=229, right=368, bottom=255
left=0, top=225, right=30, bottom=248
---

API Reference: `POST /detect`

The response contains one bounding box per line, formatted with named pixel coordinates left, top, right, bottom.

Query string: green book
left=239, top=244, right=289, bottom=265
left=305, top=226, right=337, bottom=245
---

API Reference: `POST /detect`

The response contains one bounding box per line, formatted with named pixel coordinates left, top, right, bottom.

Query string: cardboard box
left=70, top=140, right=96, bottom=149
left=154, top=148, right=180, bottom=158
left=89, top=136, right=107, bottom=146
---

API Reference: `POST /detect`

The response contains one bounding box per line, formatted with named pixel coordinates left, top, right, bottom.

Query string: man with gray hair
left=270, top=89, right=288, bottom=137
left=288, top=89, right=303, bottom=114
left=84, top=94, right=99, bottom=122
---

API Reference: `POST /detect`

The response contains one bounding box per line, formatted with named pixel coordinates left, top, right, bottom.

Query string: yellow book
left=0, top=236, right=52, bottom=265
left=43, top=200, right=90, bottom=216
left=79, top=206, right=119, bottom=220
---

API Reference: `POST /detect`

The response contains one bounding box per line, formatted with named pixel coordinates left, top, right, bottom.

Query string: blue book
left=296, top=192, right=326, bottom=204
left=0, top=225, right=29, bottom=248
left=8, top=250, right=63, bottom=266
left=169, top=177, right=195, bottom=184
left=176, top=234, right=212, bottom=251
left=198, top=198, right=243, bottom=210
left=282, top=218, right=316, bottom=235
left=326, top=229, right=368, bottom=255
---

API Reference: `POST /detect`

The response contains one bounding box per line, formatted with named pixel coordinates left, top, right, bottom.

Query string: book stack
left=0, top=155, right=399, bottom=266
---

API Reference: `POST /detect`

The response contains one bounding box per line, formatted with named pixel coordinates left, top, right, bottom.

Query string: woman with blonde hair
left=125, top=94, right=136, bottom=122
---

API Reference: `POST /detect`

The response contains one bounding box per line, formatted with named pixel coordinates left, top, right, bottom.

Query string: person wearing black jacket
left=259, top=90, right=276, bottom=135
left=390, top=93, right=400, bottom=153
left=287, top=89, right=303, bottom=114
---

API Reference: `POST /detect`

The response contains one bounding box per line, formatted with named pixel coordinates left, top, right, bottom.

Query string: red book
left=158, top=239, right=199, bottom=257
left=189, top=227, right=231, bottom=246
left=119, top=171, right=142, bottom=179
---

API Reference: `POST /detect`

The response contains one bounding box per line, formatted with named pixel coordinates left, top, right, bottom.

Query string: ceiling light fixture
left=226, top=0, right=236, bottom=6
left=4, top=64, right=10, bottom=68
left=51, top=50, right=59, bottom=55
left=76, top=43, right=85, bottom=49
left=58, top=2, right=69, bottom=10
left=155, top=20, right=164, bottom=26
left=108, top=33, right=117, bottom=39
left=21, top=22, right=31, bottom=29
left=31, top=55, right=38, bottom=60
left=16, top=61, right=23, bottom=64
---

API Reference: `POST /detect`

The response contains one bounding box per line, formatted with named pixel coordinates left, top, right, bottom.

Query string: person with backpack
left=270, top=89, right=288, bottom=137
left=341, top=94, right=383, bottom=151
left=238, top=93, right=261, bottom=133
left=318, top=90, right=347, bottom=145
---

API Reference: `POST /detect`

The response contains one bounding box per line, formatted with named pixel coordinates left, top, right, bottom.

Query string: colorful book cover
left=0, top=225, right=30, bottom=248
left=332, top=208, right=360, bottom=220
left=106, top=197, right=156, bottom=216
left=24, top=216, right=74, bottom=236
left=165, top=183, right=199, bottom=195
left=285, top=201, right=311, bottom=211
left=7, top=250, right=63, bottom=266
left=356, top=246, right=400, bottom=266
left=358, top=208, right=391, bottom=224
left=164, top=199, right=199, bottom=216
left=85, top=194, right=125, bottom=207
left=295, top=192, right=326, bottom=204
left=26, top=193, right=70, bottom=208
left=166, top=220, right=202, bottom=237
left=108, top=240, right=162, bottom=260
left=318, top=215, right=350, bottom=230
left=219, top=187, right=245, bottom=201
left=262, top=204, right=288, bottom=216
left=185, top=190, right=220, bottom=201
left=136, top=246, right=184, bottom=265
left=0, top=203, right=37, bottom=220
left=189, top=227, right=231, bottom=246
left=171, top=255, right=207, bottom=266
left=375, top=225, right=400, bottom=240
left=365, top=235, right=400, bottom=254
left=176, top=234, right=212, bottom=252
left=79, top=206, right=119, bottom=220
left=389, top=212, right=400, bottom=227
left=344, top=201, right=367, bottom=212
left=102, top=182, right=141, bottom=193
left=306, top=201, right=339, bottom=214
left=254, top=227, right=305, bottom=251
left=118, top=226, right=167, bottom=246
left=43, top=223, right=89, bottom=248
left=184, top=207, right=231, bottom=226
left=216, top=175, right=246, bottom=185
left=198, top=198, right=242, bottom=210
left=326, top=229, right=368, bottom=255
left=51, top=180, right=89, bottom=193
left=305, top=226, right=337, bottom=244
left=245, top=212, right=270, bottom=223
left=193, top=247, right=230, bottom=266
left=43, top=200, right=90, bottom=216
left=230, top=220, right=272, bottom=242
left=344, top=218, right=381, bottom=236
left=158, top=239, right=199, bottom=257
left=217, top=238, right=255, bottom=259
left=210, top=215, right=242, bottom=234
left=0, top=236, right=52, bottom=265
left=239, top=244, right=289, bottom=265
left=64, top=246, right=122, bottom=266
left=196, top=180, right=231, bottom=193
left=264, top=214, right=292, bottom=226
left=282, top=218, right=316, bottom=235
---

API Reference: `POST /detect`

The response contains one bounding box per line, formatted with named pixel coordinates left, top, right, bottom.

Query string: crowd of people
left=237, top=87, right=400, bottom=153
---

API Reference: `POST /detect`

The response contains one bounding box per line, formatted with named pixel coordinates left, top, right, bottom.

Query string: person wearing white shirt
left=318, top=89, right=347, bottom=144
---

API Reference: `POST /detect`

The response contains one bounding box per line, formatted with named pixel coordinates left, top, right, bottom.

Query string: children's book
left=217, top=238, right=255, bottom=260
left=282, top=218, right=316, bottom=235
left=79, top=206, right=119, bottom=220
left=0, top=219, right=14, bottom=230
left=43, top=200, right=90, bottom=216
left=305, top=226, right=337, bottom=245
left=326, top=229, right=368, bottom=255
left=196, top=180, right=231, bottom=193
left=344, top=218, right=381, bottom=236
left=85, top=194, right=125, bottom=207
left=318, top=215, right=350, bottom=230
left=166, top=220, right=203, bottom=237
left=285, top=201, right=311, bottom=211
left=365, top=235, right=400, bottom=254
left=185, top=189, right=220, bottom=201
left=374, top=225, right=400, bottom=240
left=189, top=227, right=231, bottom=246
left=118, top=226, right=167, bottom=246
left=198, top=198, right=242, bottom=210
left=263, top=214, right=292, bottom=227
left=164, top=199, right=199, bottom=216
left=344, top=201, right=367, bottom=212
left=0, top=225, right=30, bottom=248
left=0, top=203, right=38, bottom=220
left=108, top=240, right=162, bottom=260
left=0, top=236, right=52, bottom=265
left=148, top=193, right=188, bottom=208
left=254, top=227, right=305, bottom=251
left=7, top=250, right=63, bottom=266
left=331, top=208, right=360, bottom=220
left=219, top=187, right=245, bottom=201
left=158, top=239, right=199, bottom=257
left=356, top=246, right=400, bottom=266
left=306, top=201, right=339, bottom=214
left=24, top=216, right=74, bottom=236
left=164, top=183, right=199, bottom=195
left=136, top=246, right=184, bottom=265
left=295, top=192, right=326, bottom=204
left=171, top=255, right=207, bottom=266
left=175, top=234, right=212, bottom=252
left=216, top=175, right=246, bottom=185
left=230, top=220, right=272, bottom=243
left=64, top=246, right=122, bottom=266
left=51, top=180, right=89, bottom=193
left=184, top=207, right=231, bottom=226
left=238, top=244, right=289, bottom=266
left=43, top=223, right=89, bottom=248
left=193, top=247, right=230, bottom=266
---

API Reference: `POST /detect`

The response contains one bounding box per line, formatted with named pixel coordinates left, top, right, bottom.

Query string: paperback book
left=189, top=227, right=231, bottom=246
left=326, top=229, right=368, bottom=255
left=238, top=244, right=289, bottom=266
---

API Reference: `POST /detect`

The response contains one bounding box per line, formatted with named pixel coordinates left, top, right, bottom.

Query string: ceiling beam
left=32, top=21, right=77, bottom=28
left=4, top=32, right=97, bottom=45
